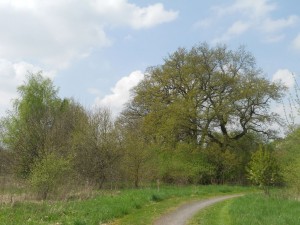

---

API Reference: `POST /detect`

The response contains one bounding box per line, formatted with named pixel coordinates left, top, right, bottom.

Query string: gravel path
left=153, top=194, right=243, bottom=225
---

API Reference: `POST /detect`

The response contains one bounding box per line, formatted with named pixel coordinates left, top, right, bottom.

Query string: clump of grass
left=74, top=220, right=87, bottom=225
left=151, top=193, right=164, bottom=202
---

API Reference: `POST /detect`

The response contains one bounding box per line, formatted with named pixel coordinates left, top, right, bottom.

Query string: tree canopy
left=125, top=43, right=285, bottom=148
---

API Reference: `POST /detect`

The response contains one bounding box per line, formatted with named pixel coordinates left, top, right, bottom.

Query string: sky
left=0, top=0, right=300, bottom=124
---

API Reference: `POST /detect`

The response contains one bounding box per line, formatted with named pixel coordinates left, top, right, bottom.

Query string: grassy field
left=0, top=185, right=251, bottom=225
left=188, top=192, right=300, bottom=225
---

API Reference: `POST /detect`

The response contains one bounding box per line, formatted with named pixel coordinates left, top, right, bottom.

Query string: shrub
left=29, top=153, right=71, bottom=200
left=247, top=145, right=282, bottom=194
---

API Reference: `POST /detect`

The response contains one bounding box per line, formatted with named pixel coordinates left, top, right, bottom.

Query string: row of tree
left=0, top=73, right=158, bottom=199
left=0, top=43, right=298, bottom=199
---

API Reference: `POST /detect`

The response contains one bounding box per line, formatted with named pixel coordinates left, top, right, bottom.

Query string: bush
left=247, top=145, right=282, bottom=194
left=284, top=157, right=300, bottom=195
left=277, top=128, right=300, bottom=195
left=29, top=153, right=72, bottom=200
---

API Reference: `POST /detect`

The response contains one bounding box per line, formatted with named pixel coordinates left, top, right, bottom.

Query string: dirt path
left=153, top=194, right=243, bottom=225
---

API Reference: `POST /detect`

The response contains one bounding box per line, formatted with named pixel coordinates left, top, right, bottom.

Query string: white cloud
left=193, top=18, right=213, bottom=29
left=261, top=15, right=298, bottom=33
left=0, top=0, right=178, bottom=70
left=90, top=1, right=178, bottom=29
left=272, top=69, right=295, bottom=89
left=228, top=21, right=250, bottom=35
left=94, top=70, right=144, bottom=116
left=213, top=21, right=250, bottom=43
left=0, top=1, right=177, bottom=117
left=0, top=59, right=55, bottom=116
left=201, top=0, right=298, bottom=43
left=87, top=88, right=102, bottom=96
left=263, top=34, right=285, bottom=43
left=213, top=0, right=277, bottom=19
left=292, top=33, right=300, bottom=50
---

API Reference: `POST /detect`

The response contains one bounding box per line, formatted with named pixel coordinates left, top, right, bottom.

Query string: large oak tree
left=125, top=43, right=285, bottom=149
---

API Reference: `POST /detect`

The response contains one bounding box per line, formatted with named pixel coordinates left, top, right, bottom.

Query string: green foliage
left=1, top=72, right=61, bottom=178
left=126, top=43, right=285, bottom=148
left=29, top=153, right=71, bottom=200
left=159, top=142, right=210, bottom=184
left=247, top=145, right=282, bottom=194
left=72, top=108, right=121, bottom=188
left=0, top=43, right=291, bottom=200
left=284, top=157, right=300, bottom=194
left=121, top=122, right=158, bottom=188
left=202, top=144, right=242, bottom=184
left=276, top=128, right=300, bottom=194
left=0, top=72, right=94, bottom=196
left=119, top=43, right=286, bottom=186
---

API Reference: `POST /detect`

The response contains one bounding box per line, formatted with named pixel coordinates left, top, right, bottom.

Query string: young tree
left=247, top=145, right=282, bottom=194
left=276, top=127, right=300, bottom=194
left=1, top=72, right=61, bottom=178
left=0, top=73, right=93, bottom=197
left=29, top=152, right=71, bottom=200
left=72, top=108, right=121, bottom=188
left=116, top=117, right=158, bottom=188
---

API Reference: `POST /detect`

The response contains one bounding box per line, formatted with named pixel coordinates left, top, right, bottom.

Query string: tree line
left=0, top=43, right=299, bottom=199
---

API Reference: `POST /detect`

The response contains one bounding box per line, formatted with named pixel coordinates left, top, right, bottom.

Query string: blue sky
left=0, top=0, right=299, bottom=120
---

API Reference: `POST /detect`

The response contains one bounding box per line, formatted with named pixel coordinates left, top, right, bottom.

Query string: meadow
left=0, top=185, right=251, bottom=225
left=188, top=192, right=300, bottom=225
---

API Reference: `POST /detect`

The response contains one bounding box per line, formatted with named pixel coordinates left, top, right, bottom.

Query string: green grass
left=189, top=193, right=300, bottom=225
left=112, top=185, right=253, bottom=225
left=0, top=185, right=253, bottom=225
